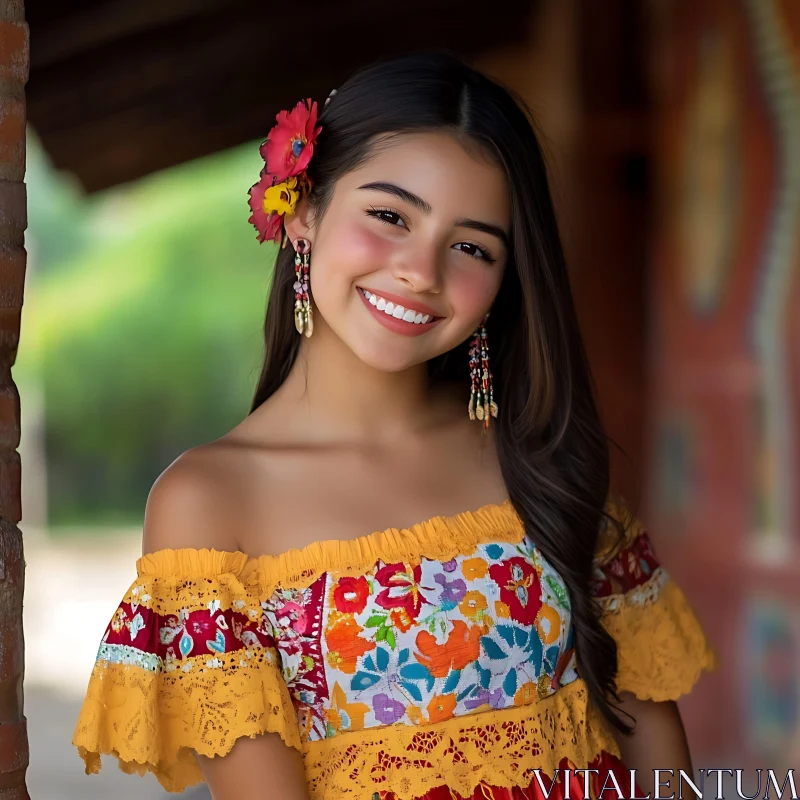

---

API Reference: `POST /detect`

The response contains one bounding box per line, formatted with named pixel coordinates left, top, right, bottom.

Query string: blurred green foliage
left=17, top=131, right=277, bottom=526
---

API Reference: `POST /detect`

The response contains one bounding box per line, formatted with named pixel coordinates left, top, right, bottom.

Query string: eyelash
left=365, top=206, right=497, bottom=264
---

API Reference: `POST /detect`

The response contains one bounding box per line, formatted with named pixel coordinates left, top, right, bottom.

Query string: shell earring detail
left=293, top=238, right=313, bottom=337
left=468, top=313, right=498, bottom=430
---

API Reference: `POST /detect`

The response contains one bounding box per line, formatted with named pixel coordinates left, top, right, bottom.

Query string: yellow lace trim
left=73, top=649, right=617, bottom=799
left=601, top=576, right=718, bottom=701
left=135, top=500, right=526, bottom=597
left=302, top=678, right=617, bottom=800
left=118, top=574, right=264, bottom=621
left=72, top=650, right=301, bottom=793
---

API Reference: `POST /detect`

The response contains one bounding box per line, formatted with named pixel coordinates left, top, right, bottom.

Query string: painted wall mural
left=745, top=0, right=800, bottom=564
left=649, top=0, right=800, bottom=763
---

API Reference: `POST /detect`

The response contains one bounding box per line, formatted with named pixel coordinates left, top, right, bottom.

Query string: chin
left=346, top=335, right=432, bottom=373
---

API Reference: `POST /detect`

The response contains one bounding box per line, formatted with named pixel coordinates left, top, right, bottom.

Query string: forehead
left=340, top=131, right=510, bottom=225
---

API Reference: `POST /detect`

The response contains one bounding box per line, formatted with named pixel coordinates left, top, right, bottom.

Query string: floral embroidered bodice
left=73, top=497, right=716, bottom=800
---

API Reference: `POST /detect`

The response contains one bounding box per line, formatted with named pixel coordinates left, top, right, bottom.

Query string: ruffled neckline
left=136, top=499, right=525, bottom=592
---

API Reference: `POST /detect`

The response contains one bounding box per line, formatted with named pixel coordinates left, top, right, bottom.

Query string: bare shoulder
left=142, top=439, right=257, bottom=556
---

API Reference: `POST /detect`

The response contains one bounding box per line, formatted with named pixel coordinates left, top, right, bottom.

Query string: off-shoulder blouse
left=72, top=496, right=716, bottom=800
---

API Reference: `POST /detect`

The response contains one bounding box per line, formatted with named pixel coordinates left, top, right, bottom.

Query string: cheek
left=447, top=266, right=502, bottom=319
left=324, top=218, right=395, bottom=279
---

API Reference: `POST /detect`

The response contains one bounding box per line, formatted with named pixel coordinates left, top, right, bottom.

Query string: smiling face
left=286, top=131, right=511, bottom=372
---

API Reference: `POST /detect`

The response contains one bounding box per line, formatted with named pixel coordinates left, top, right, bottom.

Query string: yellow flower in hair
left=262, top=176, right=299, bottom=216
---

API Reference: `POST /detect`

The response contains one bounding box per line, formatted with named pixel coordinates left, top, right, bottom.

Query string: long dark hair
left=250, top=51, right=633, bottom=735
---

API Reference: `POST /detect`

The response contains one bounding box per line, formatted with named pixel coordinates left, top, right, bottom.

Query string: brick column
left=0, top=0, right=29, bottom=797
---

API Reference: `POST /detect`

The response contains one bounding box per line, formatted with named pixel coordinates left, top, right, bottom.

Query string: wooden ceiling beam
left=30, top=0, right=227, bottom=69
left=31, top=0, right=534, bottom=131
left=26, top=0, right=538, bottom=190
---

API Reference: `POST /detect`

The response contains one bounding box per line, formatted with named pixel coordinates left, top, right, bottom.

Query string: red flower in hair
left=247, top=171, right=284, bottom=243
left=261, top=98, right=322, bottom=182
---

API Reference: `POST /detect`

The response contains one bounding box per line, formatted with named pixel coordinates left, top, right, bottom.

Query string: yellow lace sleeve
left=592, top=497, right=718, bottom=702
left=72, top=548, right=301, bottom=793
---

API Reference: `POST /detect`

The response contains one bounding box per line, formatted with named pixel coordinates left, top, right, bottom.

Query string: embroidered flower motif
left=465, top=687, right=505, bottom=711
left=459, top=590, right=488, bottom=621
left=552, top=646, right=576, bottom=691
left=325, top=616, right=375, bottom=674
left=110, top=607, right=127, bottom=633
left=260, top=98, right=321, bottom=182
left=535, top=603, right=561, bottom=645
left=591, top=531, right=659, bottom=596
left=333, top=576, right=370, bottom=615
left=327, top=681, right=369, bottom=734
left=414, top=620, right=482, bottom=678
left=274, top=600, right=309, bottom=635
left=128, top=612, right=145, bottom=641
left=459, top=590, right=492, bottom=632
left=427, top=693, right=457, bottom=723
left=390, top=608, right=415, bottom=633
left=158, top=611, right=194, bottom=658
left=623, top=551, right=641, bottom=579
left=462, top=557, right=489, bottom=581
left=514, top=681, right=538, bottom=706
left=433, top=573, right=466, bottom=608
left=372, top=693, right=406, bottom=725
left=351, top=646, right=394, bottom=692
left=375, top=563, right=430, bottom=620
left=489, top=556, right=542, bottom=626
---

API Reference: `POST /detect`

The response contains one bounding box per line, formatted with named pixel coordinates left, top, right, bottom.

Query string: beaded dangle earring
left=468, top=313, right=498, bottom=431
left=293, top=237, right=313, bottom=337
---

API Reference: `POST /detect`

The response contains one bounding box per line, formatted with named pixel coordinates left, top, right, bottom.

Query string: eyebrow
left=358, top=181, right=432, bottom=214
left=357, top=181, right=509, bottom=248
left=455, top=218, right=509, bottom=248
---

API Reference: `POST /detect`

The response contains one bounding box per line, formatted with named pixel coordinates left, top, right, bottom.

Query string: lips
left=356, top=287, right=443, bottom=337
left=361, top=290, right=436, bottom=325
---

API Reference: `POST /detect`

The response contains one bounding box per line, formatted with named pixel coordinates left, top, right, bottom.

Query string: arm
left=196, top=735, right=310, bottom=800
left=614, top=692, right=694, bottom=798
left=143, top=449, right=312, bottom=800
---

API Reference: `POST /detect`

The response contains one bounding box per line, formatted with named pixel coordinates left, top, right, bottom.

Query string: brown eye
left=453, top=241, right=495, bottom=263
left=366, top=207, right=408, bottom=228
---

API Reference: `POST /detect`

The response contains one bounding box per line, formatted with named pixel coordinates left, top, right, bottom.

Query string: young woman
left=73, top=52, right=716, bottom=800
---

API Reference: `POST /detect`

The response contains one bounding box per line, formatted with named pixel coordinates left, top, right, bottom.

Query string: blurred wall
left=647, top=0, right=800, bottom=767
left=478, top=0, right=800, bottom=770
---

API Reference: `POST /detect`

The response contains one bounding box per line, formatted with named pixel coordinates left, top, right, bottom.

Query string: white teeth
left=361, top=289, right=436, bottom=324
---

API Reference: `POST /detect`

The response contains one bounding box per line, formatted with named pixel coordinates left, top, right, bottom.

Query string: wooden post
left=0, top=0, right=29, bottom=796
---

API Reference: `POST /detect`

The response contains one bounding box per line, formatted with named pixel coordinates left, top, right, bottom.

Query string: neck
left=276, top=317, right=440, bottom=443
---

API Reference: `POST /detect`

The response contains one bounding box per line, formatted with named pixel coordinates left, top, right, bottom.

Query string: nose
left=390, top=242, right=443, bottom=294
